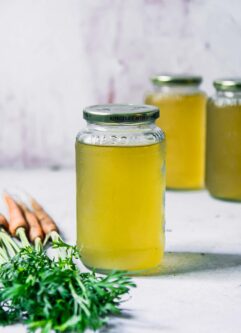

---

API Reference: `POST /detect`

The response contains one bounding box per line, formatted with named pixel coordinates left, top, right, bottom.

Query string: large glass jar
left=206, top=79, right=241, bottom=201
left=145, top=74, right=206, bottom=189
left=76, top=104, right=166, bottom=274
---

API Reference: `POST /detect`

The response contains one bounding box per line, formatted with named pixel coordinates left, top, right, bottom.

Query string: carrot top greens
left=0, top=241, right=135, bottom=333
left=0, top=194, right=136, bottom=333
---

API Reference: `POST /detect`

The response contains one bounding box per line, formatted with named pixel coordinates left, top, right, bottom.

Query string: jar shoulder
left=208, top=94, right=241, bottom=108
left=76, top=125, right=165, bottom=146
left=145, top=89, right=206, bottom=99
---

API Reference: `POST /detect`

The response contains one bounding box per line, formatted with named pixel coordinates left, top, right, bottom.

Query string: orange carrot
left=18, top=202, right=44, bottom=242
left=0, top=214, right=8, bottom=231
left=4, top=193, right=28, bottom=236
left=31, top=197, right=58, bottom=235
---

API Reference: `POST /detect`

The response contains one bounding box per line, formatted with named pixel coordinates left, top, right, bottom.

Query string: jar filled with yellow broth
left=76, top=104, right=166, bottom=274
left=145, top=74, right=206, bottom=189
left=206, top=79, right=241, bottom=201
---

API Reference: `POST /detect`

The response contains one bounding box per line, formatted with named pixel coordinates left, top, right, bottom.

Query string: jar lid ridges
left=213, top=78, right=241, bottom=92
left=151, top=74, right=202, bottom=86
left=83, top=104, right=160, bottom=123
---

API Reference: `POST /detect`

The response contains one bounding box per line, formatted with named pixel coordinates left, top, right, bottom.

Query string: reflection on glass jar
left=206, top=79, right=241, bottom=201
left=145, top=74, right=206, bottom=190
left=76, top=104, right=166, bottom=274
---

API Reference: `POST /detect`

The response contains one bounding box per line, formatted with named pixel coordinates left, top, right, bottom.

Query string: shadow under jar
left=145, top=74, right=206, bottom=190
left=206, top=79, right=241, bottom=201
left=76, top=104, right=166, bottom=274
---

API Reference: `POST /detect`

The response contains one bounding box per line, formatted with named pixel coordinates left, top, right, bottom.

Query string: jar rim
left=83, top=104, right=160, bottom=124
left=213, top=78, right=241, bottom=92
left=151, top=74, right=202, bottom=86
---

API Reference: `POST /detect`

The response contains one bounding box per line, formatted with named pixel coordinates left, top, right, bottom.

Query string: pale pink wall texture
left=0, top=0, right=240, bottom=168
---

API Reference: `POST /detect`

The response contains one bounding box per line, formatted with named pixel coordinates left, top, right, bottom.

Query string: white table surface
left=0, top=169, right=241, bottom=333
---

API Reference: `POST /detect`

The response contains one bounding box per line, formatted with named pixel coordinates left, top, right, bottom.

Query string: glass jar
left=145, top=74, right=206, bottom=189
left=75, top=104, right=166, bottom=274
left=206, top=79, right=241, bottom=201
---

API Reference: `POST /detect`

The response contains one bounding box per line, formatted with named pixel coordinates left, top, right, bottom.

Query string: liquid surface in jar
left=76, top=141, right=165, bottom=272
left=206, top=101, right=241, bottom=200
left=145, top=93, right=206, bottom=189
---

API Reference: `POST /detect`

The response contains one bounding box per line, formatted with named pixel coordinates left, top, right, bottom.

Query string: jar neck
left=153, top=84, right=200, bottom=94
left=86, top=121, right=156, bottom=131
left=216, top=90, right=241, bottom=98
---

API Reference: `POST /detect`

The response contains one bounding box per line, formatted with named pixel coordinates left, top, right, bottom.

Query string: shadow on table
left=101, top=252, right=241, bottom=332
left=100, top=252, right=241, bottom=332
left=100, top=310, right=171, bottom=333
left=155, top=251, right=241, bottom=276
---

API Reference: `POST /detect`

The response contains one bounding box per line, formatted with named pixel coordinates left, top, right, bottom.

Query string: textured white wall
left=0, top=0, right=240, bottom=168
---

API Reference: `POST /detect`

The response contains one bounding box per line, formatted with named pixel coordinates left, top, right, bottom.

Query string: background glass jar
left=206, top=79, right=241, bottom=201
left=145, top=74, right=206, bottom=190
left=76, top=104, right=166, bottom=274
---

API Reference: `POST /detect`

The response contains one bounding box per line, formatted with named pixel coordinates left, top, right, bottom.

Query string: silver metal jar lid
left=151, top=74, right=202, bottom=86
left=83, top=104, right=160, bottom=123
left=213, top=78, right=241, bottom=92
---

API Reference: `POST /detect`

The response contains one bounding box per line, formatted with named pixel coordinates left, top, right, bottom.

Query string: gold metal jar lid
left=151, top=74, right=202, bottom=86
left=83, top=104, right=160, bottom=124
left=213, top=78, right=241, bottom=92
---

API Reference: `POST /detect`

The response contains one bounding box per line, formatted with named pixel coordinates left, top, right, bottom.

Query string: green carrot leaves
left=0, top=242, right=136, bottom=333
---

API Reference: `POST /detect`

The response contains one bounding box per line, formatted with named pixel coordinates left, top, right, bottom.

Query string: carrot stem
left=0, top=247, right=9, bottom=261
left=49, top=230, right=62, bottom=243
left=0, top=231, right=20, bottom=257
left=16, top=227, right=31, bottom=247
left=34, top=237, right=43, bottom=252
left=0, top=254, right=7, bottom=264
left=47, top=230, right=67, bottom=259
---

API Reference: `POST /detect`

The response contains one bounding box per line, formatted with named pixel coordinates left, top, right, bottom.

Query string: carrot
left=3, top=193, right=28, bottom=236
left=31, top=197, right=58, bottom=235
left=18, top=202, right=44, bottom=242
left=0, top=214, right=8, bottom=231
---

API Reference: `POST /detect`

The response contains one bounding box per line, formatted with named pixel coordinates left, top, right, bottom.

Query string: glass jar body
left=75, top=122, right=166, bottom=274
left=206, top=91, right=241, bottom=201
left=145, top=85, right=206, bottom=189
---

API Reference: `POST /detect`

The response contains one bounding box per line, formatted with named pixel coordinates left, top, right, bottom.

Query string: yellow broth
left=76, top=142, right=165, bottom=272
left=145, top=92, right=206, bottom=189
left=206, top=101, right=241, bottom=200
